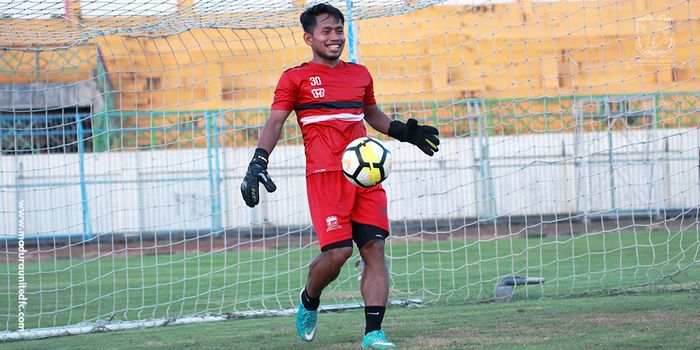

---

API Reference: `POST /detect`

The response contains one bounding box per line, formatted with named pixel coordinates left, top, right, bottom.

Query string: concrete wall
left=0, top=128, right=698, bottom=238
left=0, top=81, right=102, bottom=110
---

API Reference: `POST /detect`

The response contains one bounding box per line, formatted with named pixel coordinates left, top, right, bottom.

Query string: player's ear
left=303, top=32, right=312, bottom=46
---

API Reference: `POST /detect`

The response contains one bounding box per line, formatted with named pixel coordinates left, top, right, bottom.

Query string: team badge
left=326, top=215, right=340, bottom=231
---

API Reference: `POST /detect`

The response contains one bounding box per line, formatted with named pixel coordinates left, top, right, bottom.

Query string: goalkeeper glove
left=388, top=118, right=440, bottom=156
left=240, top=148, right=277, bottom=208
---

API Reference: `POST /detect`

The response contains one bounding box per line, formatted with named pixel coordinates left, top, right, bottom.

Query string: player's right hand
left=240, top=148, right=277, bottom=208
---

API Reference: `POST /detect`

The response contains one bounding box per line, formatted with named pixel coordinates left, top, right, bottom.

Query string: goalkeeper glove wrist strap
left=388, top=120, right=407, bottom=142
left=251, top=148, right=270, bottom=168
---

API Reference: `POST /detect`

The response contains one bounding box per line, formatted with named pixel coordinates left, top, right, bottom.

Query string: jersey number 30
left=309, top=76, right=322, bottom=86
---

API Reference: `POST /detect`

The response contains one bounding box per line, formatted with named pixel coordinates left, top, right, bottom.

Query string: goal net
left=1, top=0, right=698, bottom=339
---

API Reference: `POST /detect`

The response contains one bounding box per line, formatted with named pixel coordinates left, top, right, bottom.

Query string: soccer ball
left=341, top=137, right=392, bottom=187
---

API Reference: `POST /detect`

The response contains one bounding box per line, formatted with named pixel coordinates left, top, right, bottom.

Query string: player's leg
left=304, top=241, right=353, bottom=299
left=351, top=185, right=395, bottom=349
left=297, top=172, right=356, bottom=342
left=354, top=224, right=389, bottom=307
left=353, top=223, right=395, bottom=349
left=297, top=241, right=352, bottom=342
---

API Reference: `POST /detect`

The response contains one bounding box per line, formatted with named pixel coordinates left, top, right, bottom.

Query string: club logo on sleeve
left=311, top=88, right=325, bottom=99
left=326, top=215, right=340, bottom=231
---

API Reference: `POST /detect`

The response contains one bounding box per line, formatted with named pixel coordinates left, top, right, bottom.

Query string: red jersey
left=271, top=60, right=377, bottom=176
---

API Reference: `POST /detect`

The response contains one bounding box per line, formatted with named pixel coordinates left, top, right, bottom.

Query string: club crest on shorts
left=326, top=215, right=340, bottom=231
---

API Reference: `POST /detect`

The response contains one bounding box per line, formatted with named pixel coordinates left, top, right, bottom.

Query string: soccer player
left=240, top=3, right=439, bottom=348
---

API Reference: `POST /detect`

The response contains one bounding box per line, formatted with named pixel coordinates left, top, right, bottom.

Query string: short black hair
left=300, top=3, right=344, bottom=34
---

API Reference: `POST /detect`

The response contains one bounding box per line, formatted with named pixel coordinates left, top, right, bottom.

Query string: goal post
left=1, top=0, right=699, bottom=340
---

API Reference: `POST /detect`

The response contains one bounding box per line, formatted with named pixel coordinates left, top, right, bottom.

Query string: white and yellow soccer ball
left=341, top=137, right=392, bottom=187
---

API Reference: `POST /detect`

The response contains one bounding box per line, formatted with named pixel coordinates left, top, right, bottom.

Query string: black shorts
left=320, top=221, right=389, bottom=252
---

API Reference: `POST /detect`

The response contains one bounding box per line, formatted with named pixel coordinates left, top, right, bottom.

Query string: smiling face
left=304, top=14, right=345, bottom=66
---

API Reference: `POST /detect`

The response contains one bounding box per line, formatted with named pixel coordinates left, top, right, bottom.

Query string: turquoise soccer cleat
left=362, top=330, right=396, bottom=349
left=296, top=293, right=317, bottom=342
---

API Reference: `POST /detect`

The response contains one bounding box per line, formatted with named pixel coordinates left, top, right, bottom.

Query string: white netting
left=0, top=0, right=698, bottom=339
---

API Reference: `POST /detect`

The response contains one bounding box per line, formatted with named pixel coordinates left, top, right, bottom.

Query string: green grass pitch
left=1, top=228, right=698, bottom=346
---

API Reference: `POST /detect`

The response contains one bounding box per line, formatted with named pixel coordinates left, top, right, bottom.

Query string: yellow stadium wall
left=0, top=0, right=697, bottom=111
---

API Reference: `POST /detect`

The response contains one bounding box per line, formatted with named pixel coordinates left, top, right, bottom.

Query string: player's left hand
left=240, top=148, right=277, bottom=208
left=388, top=118, right=440, bottom=156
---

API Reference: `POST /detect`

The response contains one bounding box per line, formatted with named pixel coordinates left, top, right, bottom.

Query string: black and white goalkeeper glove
left=388, top=118, right=440, bottom=156
left=240, top=148, right=277, bottom=208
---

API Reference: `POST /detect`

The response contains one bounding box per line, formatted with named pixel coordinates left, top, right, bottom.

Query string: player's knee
left=360, top=238, right=384, bottom=254
left=360, top=239, right=386, bottom=266
left=323, top=246, right=353, bottom=267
